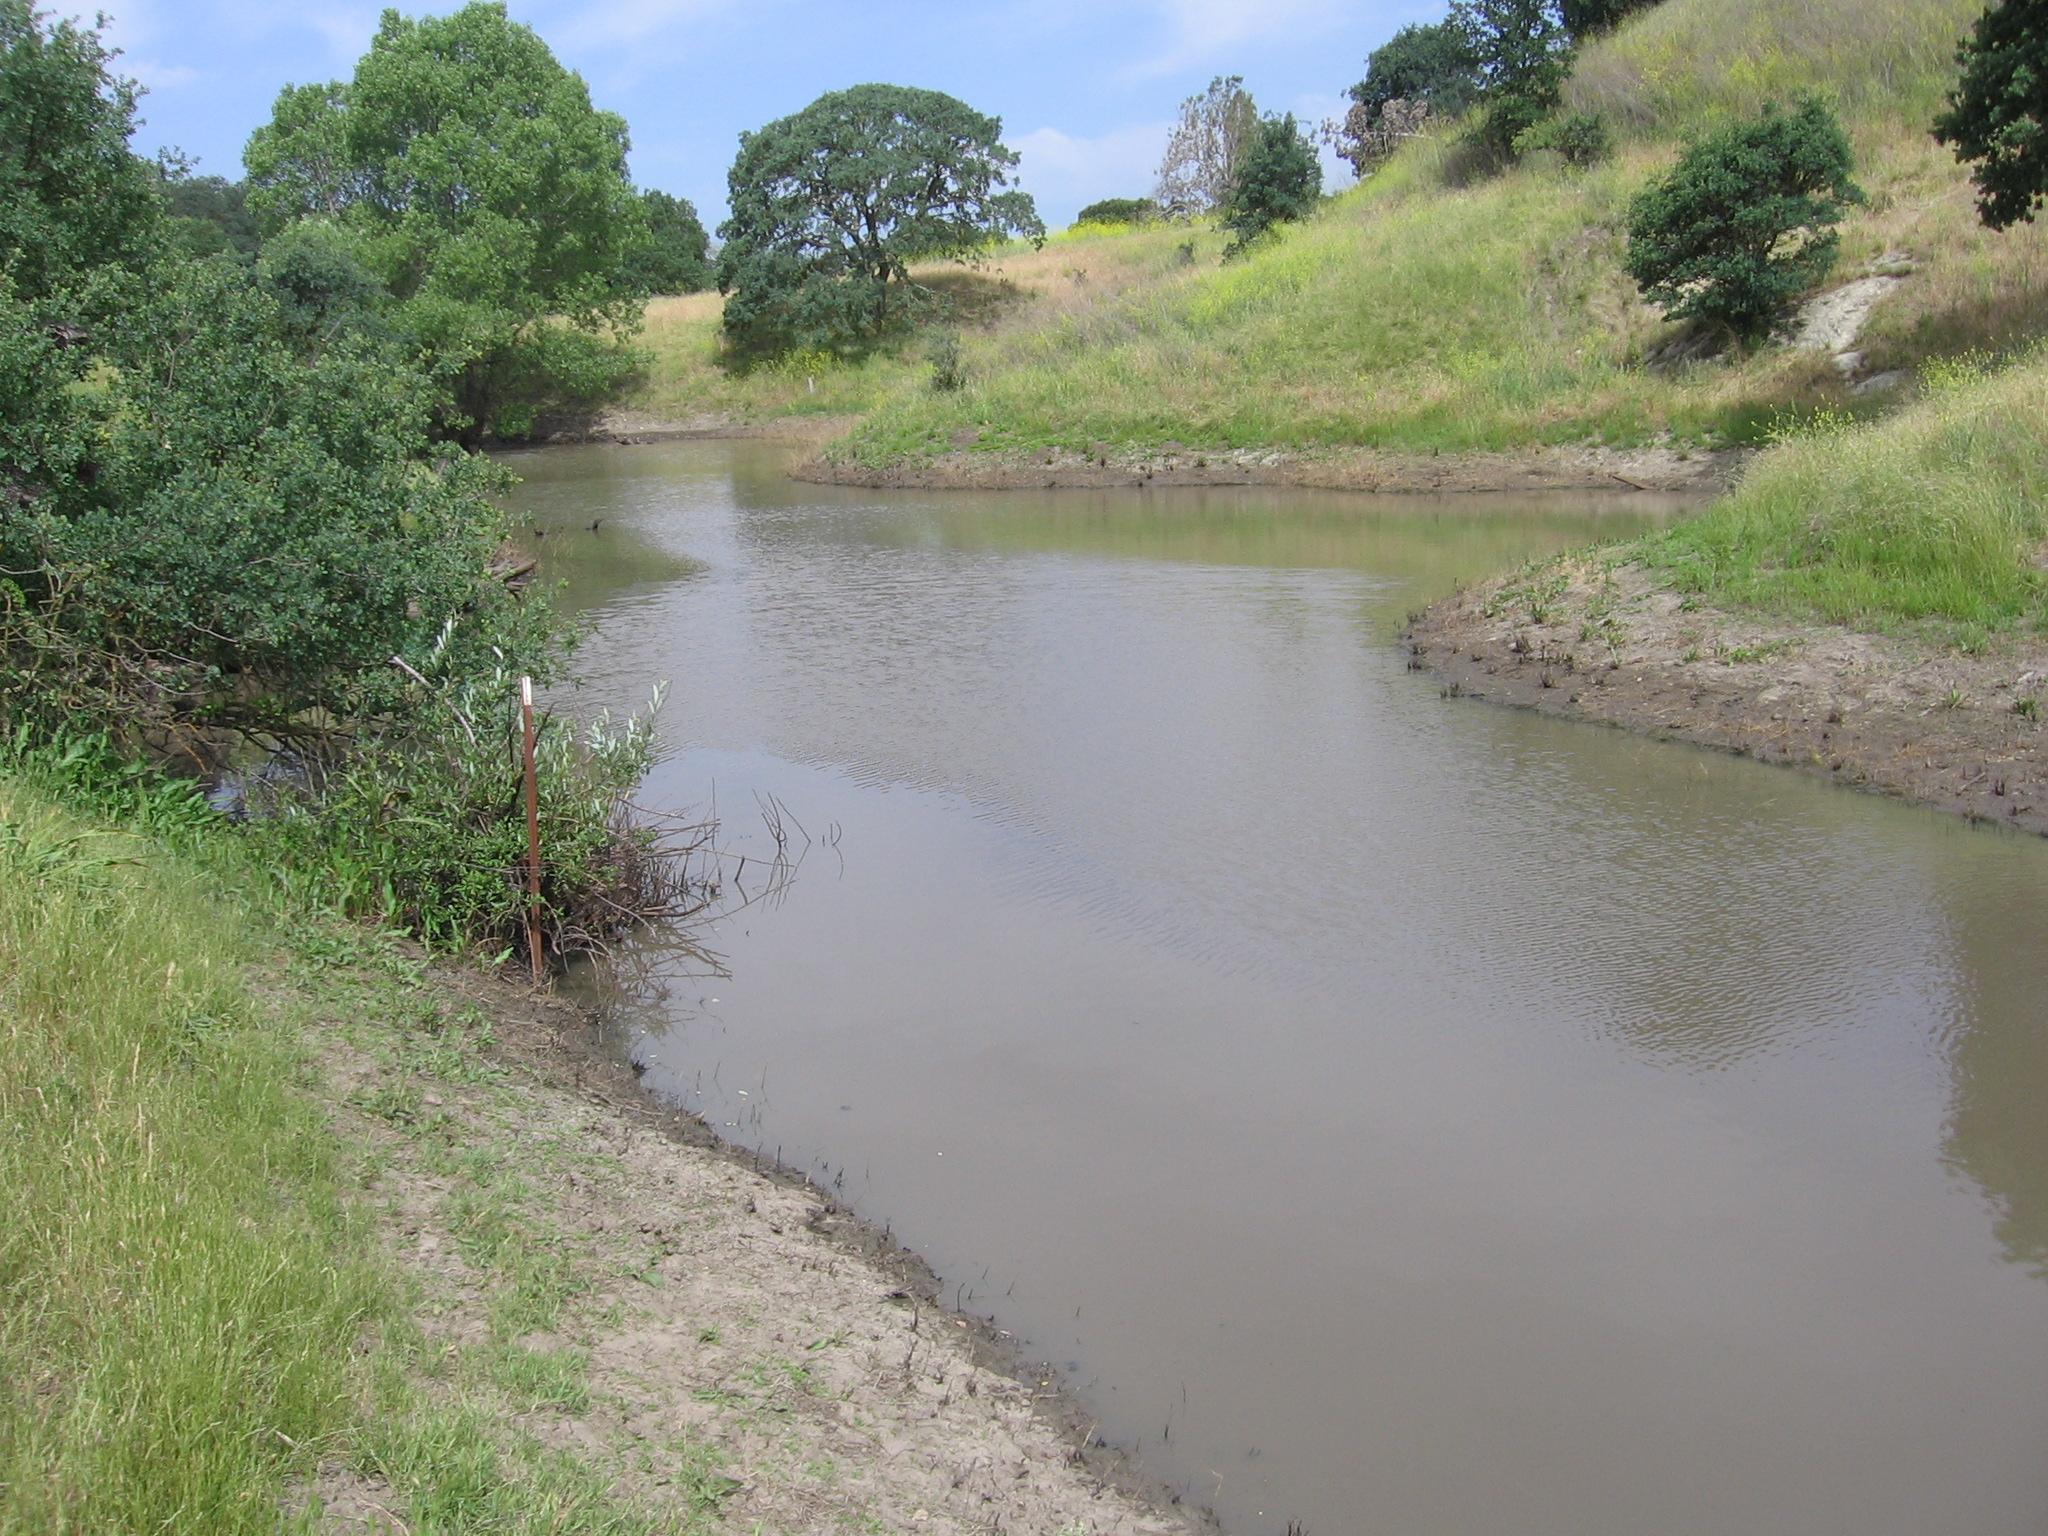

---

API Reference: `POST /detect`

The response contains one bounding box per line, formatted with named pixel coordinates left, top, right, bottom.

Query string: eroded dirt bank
left=313, top=961, right=1210, bottom=1535
left=798, top=441, right=1748, bottom=496
left=1407, top=559, right=2048, bottom=835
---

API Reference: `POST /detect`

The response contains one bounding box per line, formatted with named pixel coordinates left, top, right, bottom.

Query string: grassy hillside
left=621, top=0, right=2045, bottom=471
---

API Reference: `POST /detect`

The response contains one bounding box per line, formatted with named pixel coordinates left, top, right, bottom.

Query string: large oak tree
left=716, top=84, right=1042, bottom=357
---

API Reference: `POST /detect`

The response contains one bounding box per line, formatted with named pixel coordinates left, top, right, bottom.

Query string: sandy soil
left=795, top=440, right=1748, bottom=496
left=1408, top=558, right=2048, bottom=835
left=308, top=967, right=1210, bottom=1536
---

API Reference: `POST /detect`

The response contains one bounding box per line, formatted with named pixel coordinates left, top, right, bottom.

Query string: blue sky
left=105, top=0, right=1445, bottom=229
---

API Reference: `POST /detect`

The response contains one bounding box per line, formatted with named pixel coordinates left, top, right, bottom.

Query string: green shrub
left=0, top=257, right=552, bottom=744
left=249, top=664, right=678, bottom=961
left=927, top=331, right=966, bottom=393
left=1073, top=198, right=1161, bottom=227
left=1514, top=109, right=1614, bottom=165
left=1220, top=115, right=1323, bottom=257
left=1624, top=95, right=1863, bottom=338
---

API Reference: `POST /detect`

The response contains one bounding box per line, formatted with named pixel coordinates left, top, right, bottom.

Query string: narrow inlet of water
left=512, top=440, right=2048, bottom=1536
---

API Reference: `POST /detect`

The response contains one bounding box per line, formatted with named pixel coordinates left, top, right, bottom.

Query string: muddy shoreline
left=1406, top=558, right=2048, bottom=836
left=550, top=409, right=1747, bottom=498
left=798, top=440, right=1749, bottom=496
left=413, top=961, right=1218, bottom=1534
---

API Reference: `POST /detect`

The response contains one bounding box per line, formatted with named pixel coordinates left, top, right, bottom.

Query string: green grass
left=0, top=762, right=672, bottom=1533
left=0, top=783, right=380, bottom=1533
left=1636, top=349, right=2048, bottom=634
left=1567, top=0, right=1980, bottom=132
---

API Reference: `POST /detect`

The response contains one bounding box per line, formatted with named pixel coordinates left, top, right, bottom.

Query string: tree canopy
left=1075, top=197, right=1162, bottom=227
left=1156, top=76, right=1261, bottom=216
left=1, top=4, right=544, bottom=742
left=1333, top=22, right=1481, bottom=173
left=622, top=190, right=712, bottom=296
left=1221, top=115, right=1322, bottom=256
left=1625, top=95, right=1863, bottom=338
left=244, top=2, right=645, bottom=439
left=1451, top=0, right=1576, bottom=155
left=716, top=84, right=1042, bottom=357
left=1559, top=0, right=1660, bottom=38
left=0, top=0, right=159, bottom=302
left=161, top=172, right=261, bottom=262
left=1933, top=0, right=2048, bottom=230
left=1352, top=22, right=1482, bottom=123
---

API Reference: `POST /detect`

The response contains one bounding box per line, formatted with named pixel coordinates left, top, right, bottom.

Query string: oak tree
left=716, top=84, right=1042, bottom=356
left=1933, top=0, right=2048, bottom=230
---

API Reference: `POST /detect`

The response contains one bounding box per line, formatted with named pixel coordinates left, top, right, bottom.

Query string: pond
left=511, top=439, right=2048, bottom=1536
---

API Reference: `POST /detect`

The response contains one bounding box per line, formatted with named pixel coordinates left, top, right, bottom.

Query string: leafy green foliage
left=716, top=84, right=1043, bottom=358
left=1075, top=197, right=1163, bottom=226
left=0, top=0, right=671, bottom=969
left=161, top=172, right=261, bottom=262
left=1513, top=108, right=1613, bottom=165
left=926, top=330, right=966, bottom=393
left=244, top=2, right=646, bottom=440
left=1560, top=0, right=1661, bottom=37
left=1333, top=22, right=1482, bottom=174
left=257, top=220, right=385, bottom=348
left=1156, top=75, right=1261, bottom=216
left=0, top=0, right=159, bottom=302
left=0, top=258, right=549, bottom=740
left=1221, top=115, right=1323, bottom=256
left=1352, top=22, right=1484, bottom=122
left=621, top=189, right=711, bottom=295
left=1625, top=95, right=1863, bottom=338
left=249, top=673, right=673, bottom=958
left=1932, top=0, right=2048, bottom=229
left=1452, top=0, right=1577, bottom=155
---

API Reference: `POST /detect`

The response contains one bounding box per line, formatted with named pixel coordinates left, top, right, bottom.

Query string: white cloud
left=1132, top=0, right=1350, bottom=77
left=1007, top=121, right=1172, bottom=225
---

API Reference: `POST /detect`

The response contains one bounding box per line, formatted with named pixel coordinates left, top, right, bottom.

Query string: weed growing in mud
left=2013, top=697, right=2039, bottom=720
left=482, top=1343, right=593, bottom=1413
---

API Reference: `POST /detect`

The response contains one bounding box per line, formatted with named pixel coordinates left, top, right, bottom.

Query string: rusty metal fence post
left=520, top=676, right=543, bottom=986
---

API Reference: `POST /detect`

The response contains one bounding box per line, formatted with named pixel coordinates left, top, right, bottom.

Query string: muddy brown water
left=512, top=440, right=2048, bottom=1536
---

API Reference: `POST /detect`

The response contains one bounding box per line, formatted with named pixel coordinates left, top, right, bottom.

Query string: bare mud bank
left=313, top=962, right=1211, bottom=1535
left=799, top=441, right=1749, bottom=496
left=1407, top=559, right=2048, bottom=835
